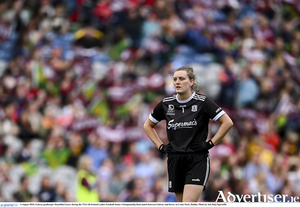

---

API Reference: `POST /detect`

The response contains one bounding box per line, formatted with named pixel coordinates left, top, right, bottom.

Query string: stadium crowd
left=0, top=0, right=300, bottom=202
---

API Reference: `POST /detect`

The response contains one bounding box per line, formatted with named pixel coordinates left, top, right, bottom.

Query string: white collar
left=176, top=92, right=195, bottom=103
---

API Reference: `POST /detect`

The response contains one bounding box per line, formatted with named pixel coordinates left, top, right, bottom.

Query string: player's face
left=173, top=70, right=194, bottom=95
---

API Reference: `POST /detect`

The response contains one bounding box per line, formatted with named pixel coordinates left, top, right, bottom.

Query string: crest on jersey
left=167, top=104, right=175, bottom=115
left=168, top=104, right=175, bottom=112
left=191, top=105, right=198, bottom=112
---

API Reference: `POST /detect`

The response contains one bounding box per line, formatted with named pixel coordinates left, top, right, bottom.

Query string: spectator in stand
left=41, top=126, right=70, bottom=169
left=107, top=169, right=126, bottom=201
left=244, top=152, right=269, bottom=181
left=124, top=8, right=144, bottom=49
left=236, top=67, right=259, bottom=108
left=54, top=181, right=68, bottom=202
left=122, top=178, right=144, bottom=202
left=74, top=21, right=104, bottom=49
left=38, top=176, right=56, bottom=202
left=66, top=132, right=87, bottom=168
left=75, top=154, right=100, bottom=202
left=97, top=157, right=115, bottom=201
left=218, top=55, right=237, bottom=108
left=13, top=175, right=37, bottom=202
left=85, top=132, right=109, bottom=171
left=17, top=108, right=39, bottom=144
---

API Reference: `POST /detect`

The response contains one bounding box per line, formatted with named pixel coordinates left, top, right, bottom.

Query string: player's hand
left=191, top=140, right=215, bottom=152
left=200, top=140, right=215, bottom=151
left=158, top=144, right=172, bottom=154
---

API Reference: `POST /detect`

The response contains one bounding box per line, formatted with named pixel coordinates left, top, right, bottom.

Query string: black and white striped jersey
left=149, top=92, right=225, bottom=153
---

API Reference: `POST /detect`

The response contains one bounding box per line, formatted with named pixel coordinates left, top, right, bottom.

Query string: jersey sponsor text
left=167, top=119, right=197, bottom=130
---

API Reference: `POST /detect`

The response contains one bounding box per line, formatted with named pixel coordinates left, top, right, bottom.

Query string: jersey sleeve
left=149, top=101, right=165, bottom=124
left=203, top=97, right=225, bottom=121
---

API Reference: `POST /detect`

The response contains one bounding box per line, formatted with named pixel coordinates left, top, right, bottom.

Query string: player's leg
left=182, top=155, right=210, bottom=202
left=175, top=192, right=183, bottom=202
left=182, top=184, right=204, bottom=202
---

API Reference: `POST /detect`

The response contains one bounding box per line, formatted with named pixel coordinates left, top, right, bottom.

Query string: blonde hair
left=175, top=66, right=199, bottom=92
left=77, top=154, right=92, bottom=170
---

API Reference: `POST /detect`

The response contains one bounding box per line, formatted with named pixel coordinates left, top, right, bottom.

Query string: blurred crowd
left=0, top=0, right=300, bottom=202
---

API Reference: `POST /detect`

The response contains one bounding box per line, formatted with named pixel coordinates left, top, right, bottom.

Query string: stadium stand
left=0, top=0, right=300, bottom=202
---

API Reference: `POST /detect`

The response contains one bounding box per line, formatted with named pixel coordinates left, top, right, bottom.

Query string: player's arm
left=143, top=118, right=164, bottom=150
left=201, top=97, right=234, bottom=150
left=210, top=113, right=233, bottom=145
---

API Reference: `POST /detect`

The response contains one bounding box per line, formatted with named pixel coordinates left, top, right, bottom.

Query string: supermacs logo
left=167, top=119, right=197, bottom=130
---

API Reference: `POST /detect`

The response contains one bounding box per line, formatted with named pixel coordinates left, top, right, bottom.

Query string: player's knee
left=175, top=193, right=183, bottom=202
